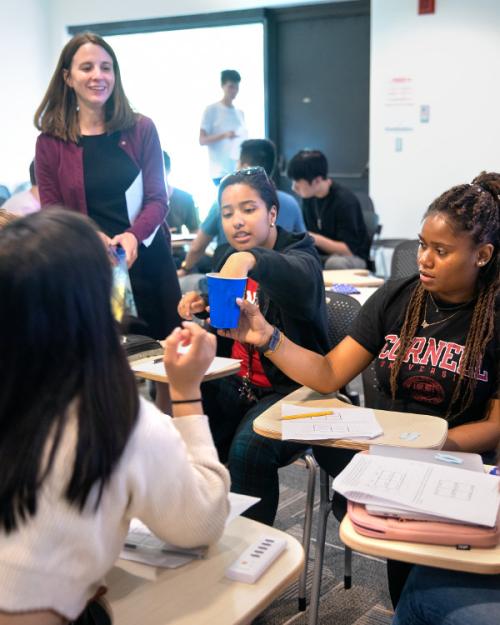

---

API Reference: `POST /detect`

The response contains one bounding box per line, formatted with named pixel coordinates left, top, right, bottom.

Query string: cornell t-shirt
left=349, top=276, right=499, bottom=427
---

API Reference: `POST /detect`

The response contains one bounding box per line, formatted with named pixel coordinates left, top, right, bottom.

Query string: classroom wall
left=0, top=0, right=52, bottom=189
left=0, top=0, right=336, bottom=190
left=47, top=0, right=335, bottom=65
left=370, top=0, right=500, bottom=238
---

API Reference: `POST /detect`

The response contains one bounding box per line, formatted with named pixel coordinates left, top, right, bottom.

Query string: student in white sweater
left=0, top=210, right=230, bottom=624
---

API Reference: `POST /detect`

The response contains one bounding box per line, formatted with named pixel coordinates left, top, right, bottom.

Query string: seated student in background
left=0, top=210, right=229, bottom=623
left=163, top=150, right=200, bottom=236
left=177, top=138, right=306, bottom=289
left=225, top=172, right=500, bottom=598
left=1, top=159, right=40, bottom=216
left=287, top=149, right=369, bottom=269
left=177, top=167, right=329, bottom=524
left=163, top=150, right=200, bottom=270
left=239, top=139, right=306, bottom=233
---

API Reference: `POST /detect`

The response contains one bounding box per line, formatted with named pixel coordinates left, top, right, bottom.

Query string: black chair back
left=390, top=239, right=419, bottom=280
left=361, top=360, right=380, bottom=408
left=324, top=291, right=361, bottom=349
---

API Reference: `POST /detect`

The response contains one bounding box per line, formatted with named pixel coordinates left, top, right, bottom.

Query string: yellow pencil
left=280, top=410, right=334, bottom=420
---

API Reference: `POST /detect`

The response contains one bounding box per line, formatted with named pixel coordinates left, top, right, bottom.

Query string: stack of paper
left=333, top=451, right=500, bottom=528
left=120, top=492, right=260, bottom=568
left=280, top=404, right=383, bottom=441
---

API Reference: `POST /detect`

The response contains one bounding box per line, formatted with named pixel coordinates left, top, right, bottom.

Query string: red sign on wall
left=419, top=0, right=435, bottom=14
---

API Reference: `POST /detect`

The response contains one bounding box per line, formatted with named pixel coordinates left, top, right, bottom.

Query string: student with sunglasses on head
left=177, top=166, right=329, bottom=525
left=224, top=171, right=500, bottom=601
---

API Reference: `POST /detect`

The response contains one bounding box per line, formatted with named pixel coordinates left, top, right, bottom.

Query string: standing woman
left=34, top=32, right=181, bottom=339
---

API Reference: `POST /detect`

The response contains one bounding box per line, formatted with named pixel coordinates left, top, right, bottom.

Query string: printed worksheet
left=333, top=453, right=500, bottom=527
left=280, top=404, right=383, bottom=441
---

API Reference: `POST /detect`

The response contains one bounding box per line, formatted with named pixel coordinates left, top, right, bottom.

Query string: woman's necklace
left=421, top=293, right=472, bottom=329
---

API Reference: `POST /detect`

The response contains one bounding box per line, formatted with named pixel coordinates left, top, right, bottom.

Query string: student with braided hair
left=224, top=171, right=500, bottom=602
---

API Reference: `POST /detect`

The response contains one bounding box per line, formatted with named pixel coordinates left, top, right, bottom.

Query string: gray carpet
left=254, top=461, right=393, bottom=625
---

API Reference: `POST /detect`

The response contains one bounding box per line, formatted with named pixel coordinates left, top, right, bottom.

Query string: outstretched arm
left=222, top=298, right=374, bottom=394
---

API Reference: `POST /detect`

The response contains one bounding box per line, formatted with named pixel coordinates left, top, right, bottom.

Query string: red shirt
left=231, top=278, right=272, bottom=388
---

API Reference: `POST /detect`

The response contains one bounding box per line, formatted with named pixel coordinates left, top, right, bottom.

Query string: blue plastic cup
left=206, top=273, right=248, bottom=329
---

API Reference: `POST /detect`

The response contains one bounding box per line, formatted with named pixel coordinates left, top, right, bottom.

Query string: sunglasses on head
left=219, top=166, right=270, bottom=188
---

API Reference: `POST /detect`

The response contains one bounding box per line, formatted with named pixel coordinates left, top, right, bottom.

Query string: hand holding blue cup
left=206, top=273, right=248, bottom=329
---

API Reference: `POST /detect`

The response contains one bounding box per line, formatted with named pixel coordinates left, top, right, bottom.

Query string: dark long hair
left=34, top=32, right=137, bottom=143
left=0, top=210, right=139, bottom=532
left=390, top=172, right=500, bottom=420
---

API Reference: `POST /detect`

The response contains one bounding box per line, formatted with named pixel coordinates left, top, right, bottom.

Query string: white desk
left=322, top=269, right=384, bottom=288
left=106, top=517, right=304, bottom=625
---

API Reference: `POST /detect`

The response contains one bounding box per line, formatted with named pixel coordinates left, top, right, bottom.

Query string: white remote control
left=225, top=536, right=287, bottom=583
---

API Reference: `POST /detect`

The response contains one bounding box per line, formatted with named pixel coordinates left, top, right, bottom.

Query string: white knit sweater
left=0, top=398, right=230, bottom=619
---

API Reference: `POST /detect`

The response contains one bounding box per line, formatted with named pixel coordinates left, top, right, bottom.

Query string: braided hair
left=390, top=172, right=500, bottom=420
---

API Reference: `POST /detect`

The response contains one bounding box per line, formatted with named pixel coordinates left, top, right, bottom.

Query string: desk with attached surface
left=131, top=355, right=241, bottom=385
left=340, top=515, right=500, bottom=575
left=322, top=269, right=384, bottom=288
left=253, top=386, right=448, bottom=451
left=107, top=516, right=304, bottom=625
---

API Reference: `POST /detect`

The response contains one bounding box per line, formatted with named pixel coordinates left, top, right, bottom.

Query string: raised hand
left=163, top=323, right=216, bottom=399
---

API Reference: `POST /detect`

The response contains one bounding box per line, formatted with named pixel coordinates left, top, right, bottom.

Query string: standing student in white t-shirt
left=199, top=69, right=247, bottom=185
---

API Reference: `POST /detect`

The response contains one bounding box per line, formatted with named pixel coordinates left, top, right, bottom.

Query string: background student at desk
left=226, top=171, right=500, bottom=604
left=0, top=211, right=229, bottom=624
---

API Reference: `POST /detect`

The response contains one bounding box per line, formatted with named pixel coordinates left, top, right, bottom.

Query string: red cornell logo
left=402, top=376, right=445, bottom=405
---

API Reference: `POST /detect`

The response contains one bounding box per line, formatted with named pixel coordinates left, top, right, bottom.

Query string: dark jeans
left=313, top=445, right=411, bottom=607
left=392, top=565, right=500, bottom=625
left=202, top=375, right=307, bottom=525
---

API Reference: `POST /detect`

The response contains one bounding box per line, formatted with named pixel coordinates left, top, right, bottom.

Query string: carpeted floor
left=254, top=461, right=394, bottom=625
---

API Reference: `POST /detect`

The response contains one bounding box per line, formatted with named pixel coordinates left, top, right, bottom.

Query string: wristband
left=171, top=398, right=202, bottom=405
left=257, top=326, right=283, bottom=357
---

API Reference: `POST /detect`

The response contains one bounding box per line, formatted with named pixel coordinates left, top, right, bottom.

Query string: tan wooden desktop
left=253, top=386, right=448, bottom=451
left=322, top=269, right=384, bottom=288
left=131, top=355, right=241, bottom=385
left=339, top=515, right=500, bottom=576
left=106, top=516, right=304, bottom=625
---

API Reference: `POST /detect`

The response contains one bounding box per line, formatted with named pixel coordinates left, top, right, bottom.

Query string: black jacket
left=212, top=227, right=330, bottom=395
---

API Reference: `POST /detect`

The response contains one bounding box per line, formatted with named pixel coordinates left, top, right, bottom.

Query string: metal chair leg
left=307, top=468, right=332, bottom=625
left=298, top=452, right=317, bottom=611
left=344, top=546, right=352, bottom=589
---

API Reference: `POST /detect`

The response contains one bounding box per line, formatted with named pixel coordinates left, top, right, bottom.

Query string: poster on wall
left=383, top=76, right=417, bottom=152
